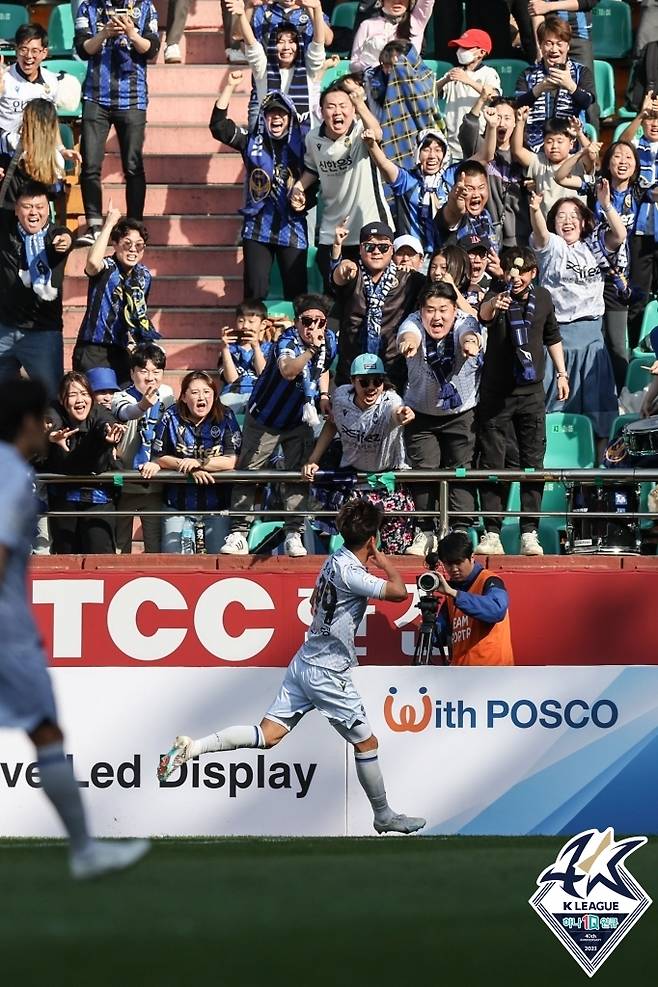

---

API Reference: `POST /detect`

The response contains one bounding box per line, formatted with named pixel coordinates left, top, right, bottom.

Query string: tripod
left=413, top=593, right=447, bottom=665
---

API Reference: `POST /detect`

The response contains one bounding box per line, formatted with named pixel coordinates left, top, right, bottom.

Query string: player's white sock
left=37, top=742, right=91, bottom=853
left=189, top=725, right=266, bottom=757
left=354, top=748, right=392, bottom=824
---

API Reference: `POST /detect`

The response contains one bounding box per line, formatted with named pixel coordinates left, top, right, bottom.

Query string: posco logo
left=383, top=688, right=619, bottom=732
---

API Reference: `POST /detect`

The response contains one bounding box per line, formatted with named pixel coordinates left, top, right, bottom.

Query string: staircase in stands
left=63, top=1, right=246, bottom=394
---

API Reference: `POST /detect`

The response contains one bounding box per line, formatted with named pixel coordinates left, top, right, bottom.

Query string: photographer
left=433, top=531, right=514, bottom=665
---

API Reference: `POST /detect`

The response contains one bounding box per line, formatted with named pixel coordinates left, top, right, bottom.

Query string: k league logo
left=529, top=828, right=652, bottom=977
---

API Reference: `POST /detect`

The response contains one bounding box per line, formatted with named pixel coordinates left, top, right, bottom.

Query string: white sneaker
left=374, top=813, right=426, bottom=835
left=284, top=532, right=307, bottom=557
left=405, top=529, right=437, bottom=557
left=474, top=531, right=505, bottom=555
left=164, top=43, right=182, bottom=63
left=226, top=48, right=248, bottom=63
left=70, top=838, right=150, bottom=880
left=220, top=532, right=249, bottom=555
left=520, top=530, right=544, bottom=556
left=157, top=734, right=192, bottom=781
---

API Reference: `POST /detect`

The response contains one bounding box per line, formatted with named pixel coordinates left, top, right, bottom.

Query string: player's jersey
left=0, top=442, right=43, bottom=660
left=298, top=547, right=386, bottom=673
left=0, top=64, right=62, bottom=137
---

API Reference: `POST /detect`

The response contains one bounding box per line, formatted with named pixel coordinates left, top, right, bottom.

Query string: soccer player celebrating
left=159, top=501, right=426, bottom=836
left=0, top=379, right=150, bottom=879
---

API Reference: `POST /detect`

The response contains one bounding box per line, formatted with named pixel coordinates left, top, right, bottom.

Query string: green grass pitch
left=2, top=837, right=656, bottom=987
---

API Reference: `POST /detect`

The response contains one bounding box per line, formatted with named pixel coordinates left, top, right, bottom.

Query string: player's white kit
left=265, top=547, right=385, bottom=737
left=0, top=441, right=57, bottom=731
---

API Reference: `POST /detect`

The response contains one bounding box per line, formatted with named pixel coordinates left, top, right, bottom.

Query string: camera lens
left=417, top=572, right=441, bottom=593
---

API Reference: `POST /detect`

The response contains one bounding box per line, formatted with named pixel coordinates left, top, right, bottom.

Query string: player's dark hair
left=130, top=343, right=167, bottom=371
left=500, top=246, right=538, bottom=274
left=110, top=218, right=149, bottom=246
left=15, top=180, right=51, bottom=202
left=236, top=298, right=267, bottom=320
left=15, top=23, right=48, bottom=48
left=418, top=282, right=458, bottom=308
left=437, top=531, right=473, bottom=564
left=0, top=379, right=48, bottom=443
left=294, top=293, right=332, bottom=318
left=336, top=501, right=384, bottom=549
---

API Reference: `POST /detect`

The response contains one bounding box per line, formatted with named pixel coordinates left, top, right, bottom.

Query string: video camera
left=413, top=552, right=449, bottom=665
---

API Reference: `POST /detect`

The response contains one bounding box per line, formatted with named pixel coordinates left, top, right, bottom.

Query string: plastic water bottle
left=181, top=517, right=195, bottom=554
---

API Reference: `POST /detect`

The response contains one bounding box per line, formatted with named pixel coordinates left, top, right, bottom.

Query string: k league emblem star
left=529, top=828, right=652, bottom=977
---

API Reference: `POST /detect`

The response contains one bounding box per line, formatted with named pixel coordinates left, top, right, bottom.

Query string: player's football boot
left=157, top=735, right=193, bottom=781
left=70, top=839, right=150, bottom=880
left=374, top=813, right=426, bottom=835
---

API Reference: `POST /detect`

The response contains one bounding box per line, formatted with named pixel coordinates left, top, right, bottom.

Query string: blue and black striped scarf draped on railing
left=365, top=46, right=440, bottom=173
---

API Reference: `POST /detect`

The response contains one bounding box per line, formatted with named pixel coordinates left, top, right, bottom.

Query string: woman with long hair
left=0, top=99, right=78, bottom=209
left=350, top=0, right=435, bottom=72
left=428, top=244, right=477, bottom=317
left=152, top=371, right=242, bottom=553
left=45, top=371, right=125, bottom=554
left=530, top=187, right=626, bottom=444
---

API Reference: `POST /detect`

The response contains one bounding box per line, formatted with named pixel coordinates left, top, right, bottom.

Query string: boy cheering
left=158, top=501, right=425, bottom=836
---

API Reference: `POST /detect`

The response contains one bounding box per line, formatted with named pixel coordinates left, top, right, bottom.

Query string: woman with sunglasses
left=72, top=205, right=158, bottom=387
left=221, top=294, right=337, bottom=558
left=302, top=353, right=416, bottom=553
left=152, top=371, right=242, bottom=553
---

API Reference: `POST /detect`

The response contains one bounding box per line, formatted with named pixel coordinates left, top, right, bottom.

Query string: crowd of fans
left=1, top=2, right=658, bottom=558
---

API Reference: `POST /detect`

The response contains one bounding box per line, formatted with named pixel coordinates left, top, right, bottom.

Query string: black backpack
left=625, top=41, right=658, bottom=113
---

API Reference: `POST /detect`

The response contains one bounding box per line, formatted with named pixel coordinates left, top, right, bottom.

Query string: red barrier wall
left=29, top=556, right=658, bottom=666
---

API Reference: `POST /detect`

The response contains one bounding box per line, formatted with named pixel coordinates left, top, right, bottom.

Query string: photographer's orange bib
left=446, top=568, right=514, bottom=666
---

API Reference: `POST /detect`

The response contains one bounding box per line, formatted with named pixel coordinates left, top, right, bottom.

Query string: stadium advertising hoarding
left=28, top=569, right=658, bottom=666
left=2, top=667, right=657, bottom=838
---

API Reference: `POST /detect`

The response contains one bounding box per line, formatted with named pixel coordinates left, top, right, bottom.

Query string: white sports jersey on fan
left=304, top=117, right=392, bottom=246
left=299, top=547, right=386, bottom=672
left=0, top=442, right=57, bottom=731
left=332, top=385, right=408, bottom=473
left=0, top=65, right=62, bottom=136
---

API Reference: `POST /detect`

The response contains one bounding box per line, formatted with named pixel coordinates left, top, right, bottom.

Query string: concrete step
left=103, top=152, right=244, bottom=184
left=154, top=30, right=226, bottom=64
left=108, top=124, right=230, bottom=155
left=155, top=0, right=222, bottom=30
left=100, top=184, right=243, bottom=217
left=63, top=306, right=232, bottom=338
left=148, top=93, right=248, bottom=124
left=137, top=215, right=243, bottom=246
left=148, top=64, right=251, bottom=94
left=64, top=337, right=221, bottom=370
left=66, top=245, right=242, bottom=277
left=64, top=275, right=242, bottom=307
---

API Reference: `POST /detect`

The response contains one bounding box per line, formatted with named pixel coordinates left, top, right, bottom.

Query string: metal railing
left=37, top=468, right=658, bottom=538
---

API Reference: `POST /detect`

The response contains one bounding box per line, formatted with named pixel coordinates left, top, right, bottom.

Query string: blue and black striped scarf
left=242, top=91, right=305, bottom=219
left=425, top=329, right=462, bottom=411
left=506, top=288, right=537, bottom=384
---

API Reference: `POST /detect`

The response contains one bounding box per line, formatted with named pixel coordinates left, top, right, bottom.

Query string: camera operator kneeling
left=434, top=532, right=514, bottom=665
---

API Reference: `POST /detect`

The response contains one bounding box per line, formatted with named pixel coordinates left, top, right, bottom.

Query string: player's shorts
left=265, top=653, right=372, bottom=740
left=0, top=647, right=58, bottom=732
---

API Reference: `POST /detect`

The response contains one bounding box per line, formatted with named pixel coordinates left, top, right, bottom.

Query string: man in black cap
left=333, top=221, right=425, bottom=390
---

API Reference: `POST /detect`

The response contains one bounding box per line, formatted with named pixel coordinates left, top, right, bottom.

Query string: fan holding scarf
left=396, top=282, right=485, bottom=557
left=476, top=246, right=568, bottom=558
left=210, top=74, right=309, bottom=302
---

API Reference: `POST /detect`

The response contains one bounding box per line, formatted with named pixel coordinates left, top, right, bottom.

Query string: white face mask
left=456, top=48, right=478, bottom=66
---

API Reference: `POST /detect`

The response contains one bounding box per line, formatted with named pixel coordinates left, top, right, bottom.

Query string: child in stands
left=436, top=28, right=501, bottom=160
left=512, top=109, right=593, bottom=216
left=218, top=299, right=273, bottom=413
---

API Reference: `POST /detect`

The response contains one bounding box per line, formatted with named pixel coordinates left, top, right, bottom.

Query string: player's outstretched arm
left=368, top=541, right=408, bottom=603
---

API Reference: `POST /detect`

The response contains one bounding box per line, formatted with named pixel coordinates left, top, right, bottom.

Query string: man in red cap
left=436, top=29, right=501, bottom=159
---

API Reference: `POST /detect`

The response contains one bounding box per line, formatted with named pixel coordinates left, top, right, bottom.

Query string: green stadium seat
left=0, top=3, right=28, bottom=51
left=594, top=60, right=615, bottom=119
left=583, top=123, right=598, bottom=142
left=247, top=520, right=284, bottom=553
left=592, top=0, right=632, bottom=60
left=306, top=244, right=323, bottom=293
left=618, top=106, right=637, bottom=120
left=330, top=1, right=358, bottom=29
left=47, top=3, right=75, bottom=57
left=609, top=413, right=640, bottom=442
left=487, top=58, right=530, bottom=98
left=613, top=121, right=641, bottom=142
left=321, top=58, right=351, bottom=89
left=625, top=356, right=655, bottom=393
left=266, top=300, right=295, bottom=320
left=329, top=533, right=344, bottom=554
left=58, top=121, right=76, bottom=175
left=499, top=480, right=566, bottom=554
left=545, top=413, right=596, bottom=468
left=632, top=299, right=658, bottom=358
